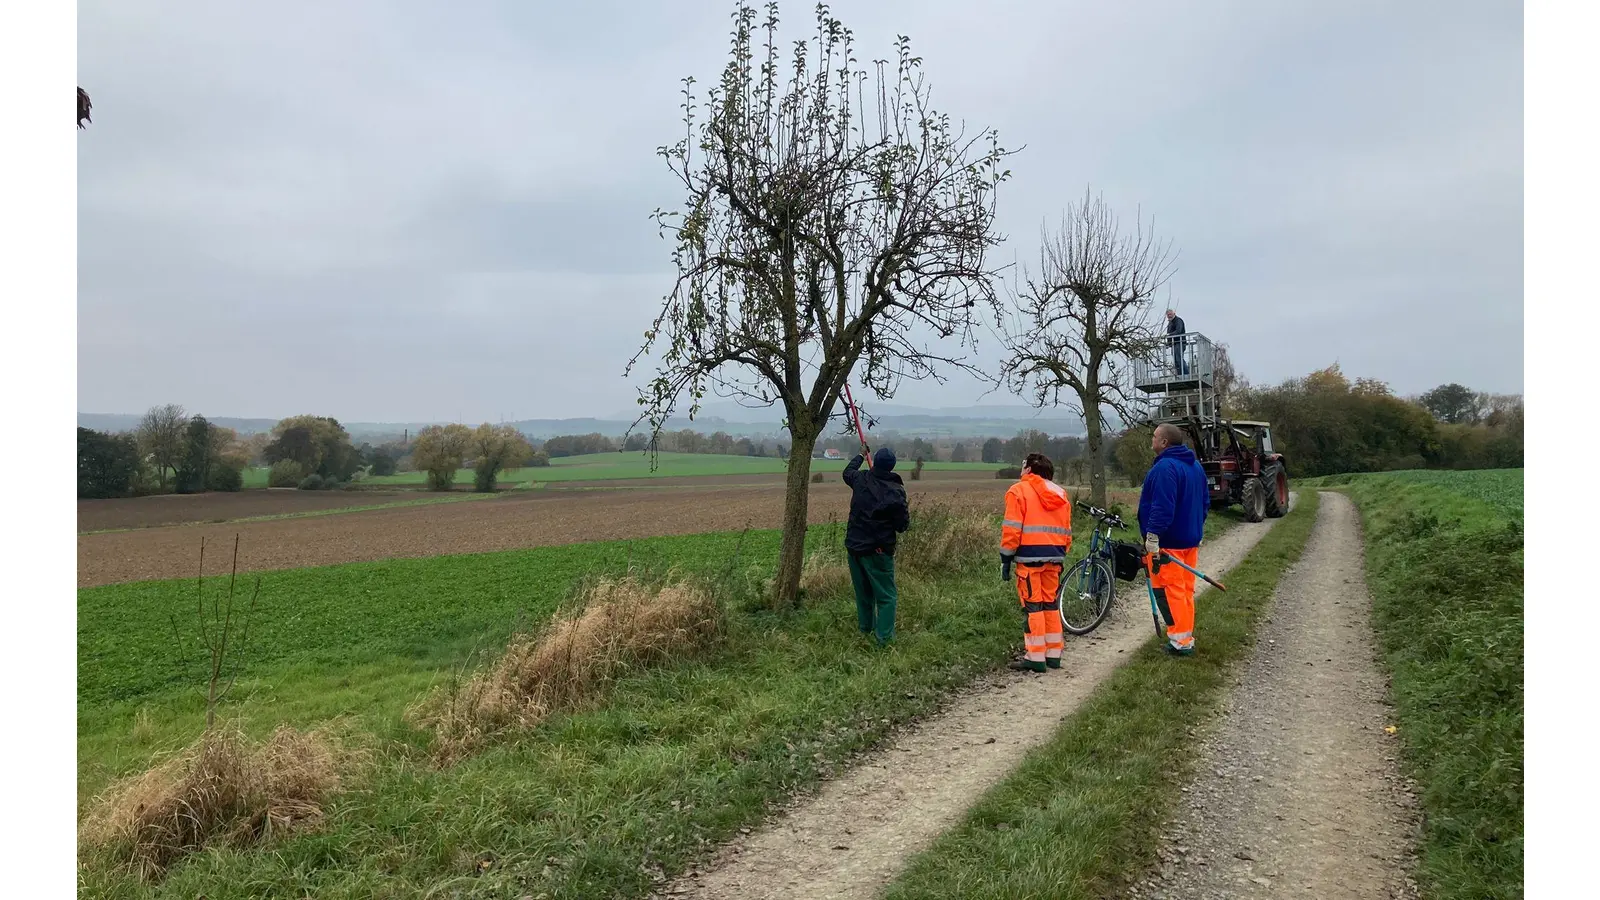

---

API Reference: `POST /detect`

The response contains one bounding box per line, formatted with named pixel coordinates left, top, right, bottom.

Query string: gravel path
left=1130, top=492, right=1421, bottom=899
left=662, top=500, right=1293, bottom=900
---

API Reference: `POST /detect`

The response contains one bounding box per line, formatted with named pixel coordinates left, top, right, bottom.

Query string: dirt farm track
left=77, top=471, right=1060, bottom=588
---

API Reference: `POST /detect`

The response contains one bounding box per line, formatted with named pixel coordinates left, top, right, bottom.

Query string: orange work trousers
left=1015, top=563, right=1064, bottom=664
left=1149, top=547, right=1199, bottom=651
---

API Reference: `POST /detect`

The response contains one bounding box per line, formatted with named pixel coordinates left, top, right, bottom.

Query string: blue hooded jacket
left=1137, top=444, right=1208, bottom=550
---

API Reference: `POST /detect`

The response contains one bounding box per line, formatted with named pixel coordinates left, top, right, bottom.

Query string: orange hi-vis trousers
left=1149, top=547, right=1199, bottom=651
left=1016, top=563, right=1064, bottom=664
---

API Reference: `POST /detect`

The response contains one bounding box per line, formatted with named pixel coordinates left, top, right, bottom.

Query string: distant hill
left=79, top=403, right=1097, bottom=442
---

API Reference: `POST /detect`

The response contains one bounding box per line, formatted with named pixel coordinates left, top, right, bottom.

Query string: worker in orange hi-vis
left=1139, top=423, right=1210, bottom=656
left=999, top=452, right=1073, bottom=673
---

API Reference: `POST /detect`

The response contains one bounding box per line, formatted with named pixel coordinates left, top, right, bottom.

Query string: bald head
left=1152, top=423, right=1186, bottom=452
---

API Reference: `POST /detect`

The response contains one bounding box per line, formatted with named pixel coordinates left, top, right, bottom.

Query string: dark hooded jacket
left=841, top=451, right=910, bottom=554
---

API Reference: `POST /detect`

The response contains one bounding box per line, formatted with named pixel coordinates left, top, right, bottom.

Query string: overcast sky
left=77, top=0, right=1522, bottom=424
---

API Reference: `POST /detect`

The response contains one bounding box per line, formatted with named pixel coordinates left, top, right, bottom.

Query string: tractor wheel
left=1264, top=466, right=1289, bottom=518
left=1241, top=476, right=1267, bottom=522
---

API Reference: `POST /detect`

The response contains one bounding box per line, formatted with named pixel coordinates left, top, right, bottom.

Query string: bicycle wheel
left=1059, top=556, right=1116, bottom=636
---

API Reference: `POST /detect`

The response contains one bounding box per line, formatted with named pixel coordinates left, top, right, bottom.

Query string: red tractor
left=1173, top=417, right=1289, bottom=522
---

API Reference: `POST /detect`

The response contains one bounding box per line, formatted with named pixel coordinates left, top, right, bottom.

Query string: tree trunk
left=1084, top=402, right=1107, bottom=508
left=772, top=428, right=818, bottom=610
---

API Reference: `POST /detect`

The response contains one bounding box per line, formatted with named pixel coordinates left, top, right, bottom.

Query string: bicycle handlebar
left=1084, top=505, right=1127, bottom=530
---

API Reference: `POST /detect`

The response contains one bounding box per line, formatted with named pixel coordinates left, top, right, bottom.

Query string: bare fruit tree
left=627, top=0, right=1015, bottom=609
left=996, top=189, right=1175, bottom=507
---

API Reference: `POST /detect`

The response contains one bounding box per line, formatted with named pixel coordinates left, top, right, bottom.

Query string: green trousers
left=848, top=549, right=899, bottom=646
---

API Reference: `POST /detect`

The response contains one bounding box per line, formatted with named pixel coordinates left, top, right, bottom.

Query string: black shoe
left=1007, top=659, right=1046, bottom=673
left=1045, top=658, right=1063, bottom=670
left=1161, top=643, right=1195, bottom=657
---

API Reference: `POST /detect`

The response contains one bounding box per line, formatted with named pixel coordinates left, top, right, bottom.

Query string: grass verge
left=1314, top=472, right=1522, bottom=900
left=881, top=492, right=1319, bottom=900
left=79, top=500, right=1234, bottom=898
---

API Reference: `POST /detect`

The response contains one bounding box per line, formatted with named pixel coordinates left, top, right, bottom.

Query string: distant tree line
left=78, top=404, right=252, bottom=499
left=1101, top=365, right=1524, bottom=484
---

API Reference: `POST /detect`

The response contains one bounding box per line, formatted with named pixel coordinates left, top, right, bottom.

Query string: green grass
left=1308, top=471, right=1523, bottom=900
left=78, top=500, right=1231, bottom=899
left=359, top=451, right=1004, bottom=486
left=881, top=493, right=1321, bottom=900
left=1308, top=468, right=1522, bottom=518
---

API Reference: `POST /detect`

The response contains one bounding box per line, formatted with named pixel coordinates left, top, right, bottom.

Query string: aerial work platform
left=1132, top=331, right=1217, bottom=424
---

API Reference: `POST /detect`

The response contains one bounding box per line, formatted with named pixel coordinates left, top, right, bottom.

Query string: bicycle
left=1058, top=505, right=1143, bottom=635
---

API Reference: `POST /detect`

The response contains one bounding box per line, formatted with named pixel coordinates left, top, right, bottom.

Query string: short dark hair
left=1023, top=452, right=1054, bottom=481
left=1153, top=423, right=1187, bottom=447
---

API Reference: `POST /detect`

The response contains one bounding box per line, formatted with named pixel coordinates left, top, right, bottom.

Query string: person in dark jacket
left=842, top=447, right=911, bottom=646
left=1138, top=423, right=1209, bottom=655
left=1165, top=308, right=1188, bottom=376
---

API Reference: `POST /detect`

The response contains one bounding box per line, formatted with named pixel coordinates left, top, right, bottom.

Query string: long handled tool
left=1144, top=550, right=1226, bottom=641
left=842, top=383, right=871, bottom=467
left=1156, top=551, right=1227, bottom=592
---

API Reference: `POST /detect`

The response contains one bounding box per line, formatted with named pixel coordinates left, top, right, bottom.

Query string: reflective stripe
left=1168, top=631, right=1192, bottom=641
left=1016, top=554, right=1067, bottom=564
left=1000, top=549, right=1016, bottom=558
left=1002, top=519, right=1023, bottom=529
left=1021, top=524, right=1073, bottom=536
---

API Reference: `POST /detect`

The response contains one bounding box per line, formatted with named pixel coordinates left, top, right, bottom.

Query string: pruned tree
left=410, top=424, right=472, bottom=491
left=626, top=0, right=1014, bottom=609
left=996, top=189, right=1175, bottom=507
left=137, top=404, right=189, bottom=491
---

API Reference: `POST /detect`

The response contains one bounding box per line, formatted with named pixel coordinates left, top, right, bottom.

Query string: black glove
left=1001, top=554, right=1013, bottom=582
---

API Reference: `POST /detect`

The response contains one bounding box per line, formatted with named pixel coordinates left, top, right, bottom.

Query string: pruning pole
left=843, top=383, right=870, bottom=467
left=1156, top=550, right=1228, bottom=592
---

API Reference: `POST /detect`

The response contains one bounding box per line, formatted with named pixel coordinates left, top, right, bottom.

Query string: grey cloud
left=78, top=0, right=1521, bottom=424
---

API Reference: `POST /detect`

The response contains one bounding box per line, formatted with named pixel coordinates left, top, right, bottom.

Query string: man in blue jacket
left=842, top=447, right=911, bottom=647
left=1138, top=423, right=1209, bottom=655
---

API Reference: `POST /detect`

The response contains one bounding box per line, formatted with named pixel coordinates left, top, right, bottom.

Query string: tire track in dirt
left=1129, top=492, right=1421, bottom=899
left=662, top=499, right=1295, bottom=900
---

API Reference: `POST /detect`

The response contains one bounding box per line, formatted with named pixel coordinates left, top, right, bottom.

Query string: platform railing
left=1132, top=331, right=1215, bottom=389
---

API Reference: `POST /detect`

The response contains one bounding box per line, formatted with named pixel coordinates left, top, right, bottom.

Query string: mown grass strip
left=881, top=492, right=1320, bottom=900
left=1323, top=473, right=1522, bottom=900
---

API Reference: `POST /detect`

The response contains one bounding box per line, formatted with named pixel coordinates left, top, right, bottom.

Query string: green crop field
left=1311, top=468, right=1522, bottom=518
left=356, top=451, right=1005, bottom=486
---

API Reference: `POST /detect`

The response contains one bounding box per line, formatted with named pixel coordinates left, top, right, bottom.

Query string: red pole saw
left=842, top=383, right=870, bottom=467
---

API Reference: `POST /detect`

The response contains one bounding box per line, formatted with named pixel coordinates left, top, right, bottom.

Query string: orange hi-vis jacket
left=1001, top=473, right=1073, bottom=566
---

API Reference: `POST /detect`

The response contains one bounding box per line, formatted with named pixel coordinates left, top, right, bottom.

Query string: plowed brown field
left=77, top=472, right=1073, bottom=588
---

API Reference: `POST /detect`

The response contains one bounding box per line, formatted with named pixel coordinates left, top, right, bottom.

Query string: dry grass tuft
left=897, top=502, right=997, bottom=576
left=413, top=571, right=726, bottom=763
left=798, top=548, right=852, bottom=599
left=78, top=725, right=345, bottom=881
